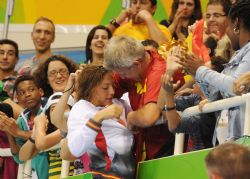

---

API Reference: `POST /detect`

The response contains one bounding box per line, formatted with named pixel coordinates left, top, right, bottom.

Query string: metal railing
left=2, top=0, right=14, bottom=38
left=174, top=93, right=250, bottom=155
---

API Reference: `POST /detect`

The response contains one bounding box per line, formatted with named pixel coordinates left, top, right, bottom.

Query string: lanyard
left=21, top=106, right=43, bottom=130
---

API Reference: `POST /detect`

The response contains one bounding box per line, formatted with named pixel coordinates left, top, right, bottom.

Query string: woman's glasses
left=48, top=68, right=69, bottom=78
left=205, top=13, right=226, bottom=19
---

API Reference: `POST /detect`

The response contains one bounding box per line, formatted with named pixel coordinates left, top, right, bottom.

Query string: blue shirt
left=195, top=41, right=250, bottom=140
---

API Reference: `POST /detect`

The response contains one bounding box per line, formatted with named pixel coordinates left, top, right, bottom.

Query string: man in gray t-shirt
left=17, top=16, right=55, bottom=75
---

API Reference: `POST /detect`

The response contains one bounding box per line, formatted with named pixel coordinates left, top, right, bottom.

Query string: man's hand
left=117, top=8, right=134, bottom=24
left=175, top=88, right=194, bottom=97
left=133, top=9, right=153, bottom=24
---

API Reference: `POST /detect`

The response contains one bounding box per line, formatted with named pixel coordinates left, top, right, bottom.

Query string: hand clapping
left=176, top=52, right=205, bottom=76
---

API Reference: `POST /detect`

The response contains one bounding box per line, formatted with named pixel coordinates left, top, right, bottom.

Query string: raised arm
left=167, top=9, right=185, bottom=37
left=107, top=8, right=132, bottom=33
left=34, top=113, right=61, bottom=151
left=51, top=73, right=76, bottom=132
left=160, top=73, right=181, bottom=132
left=137, top=10, right=170, bottom=44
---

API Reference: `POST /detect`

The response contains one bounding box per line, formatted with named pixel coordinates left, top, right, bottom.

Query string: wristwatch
left=162, top=105, right=176, bottom=111
left=110, top=18, right=120, bottom=28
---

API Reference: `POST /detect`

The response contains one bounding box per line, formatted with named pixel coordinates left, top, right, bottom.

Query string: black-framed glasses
left=205, top=13, right=226, bottom=19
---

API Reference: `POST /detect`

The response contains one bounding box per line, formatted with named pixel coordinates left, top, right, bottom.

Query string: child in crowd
left=60, top=65, right=135, bottom=179
left=6, top=75, right=49, bottom=179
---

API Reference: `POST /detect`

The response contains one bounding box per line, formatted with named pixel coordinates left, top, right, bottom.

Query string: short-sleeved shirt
left=14, top=107, right=49, bottom=179
left=16, top=56, right=41, bottom=75
left=115, top=51, right=184, bottom=110
left=113, top=21, right=172, bottom=42
left=114, top=51, right=185, bottom=162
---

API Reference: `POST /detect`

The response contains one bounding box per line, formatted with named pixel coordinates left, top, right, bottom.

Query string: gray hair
left=104, top=35, right=145, bottom=70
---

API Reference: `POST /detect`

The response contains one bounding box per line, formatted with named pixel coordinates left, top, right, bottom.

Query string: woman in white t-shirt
left=61, top=65, right=135, bottom=179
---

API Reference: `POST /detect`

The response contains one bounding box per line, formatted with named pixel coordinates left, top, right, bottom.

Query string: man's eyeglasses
left=48, top=68, right=69, bottom=78
left=205, top=13, right=226, bottom=19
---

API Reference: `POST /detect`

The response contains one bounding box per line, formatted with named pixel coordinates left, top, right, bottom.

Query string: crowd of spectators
left=1, top=0, right=250, bottom=178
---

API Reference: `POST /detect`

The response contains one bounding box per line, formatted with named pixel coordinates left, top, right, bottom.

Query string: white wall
left=0, top=24, right=94, bottom=51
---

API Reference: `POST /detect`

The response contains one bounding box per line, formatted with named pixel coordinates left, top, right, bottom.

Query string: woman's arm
left=34, top=113, right=61, bottom=151
left=60, top=138, right=77, bottom=161
left=51, top=73, right=76, bottom=132
left=178, top=51, right=250, bottom=97
left=168, top=9, right=185, bottom=36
